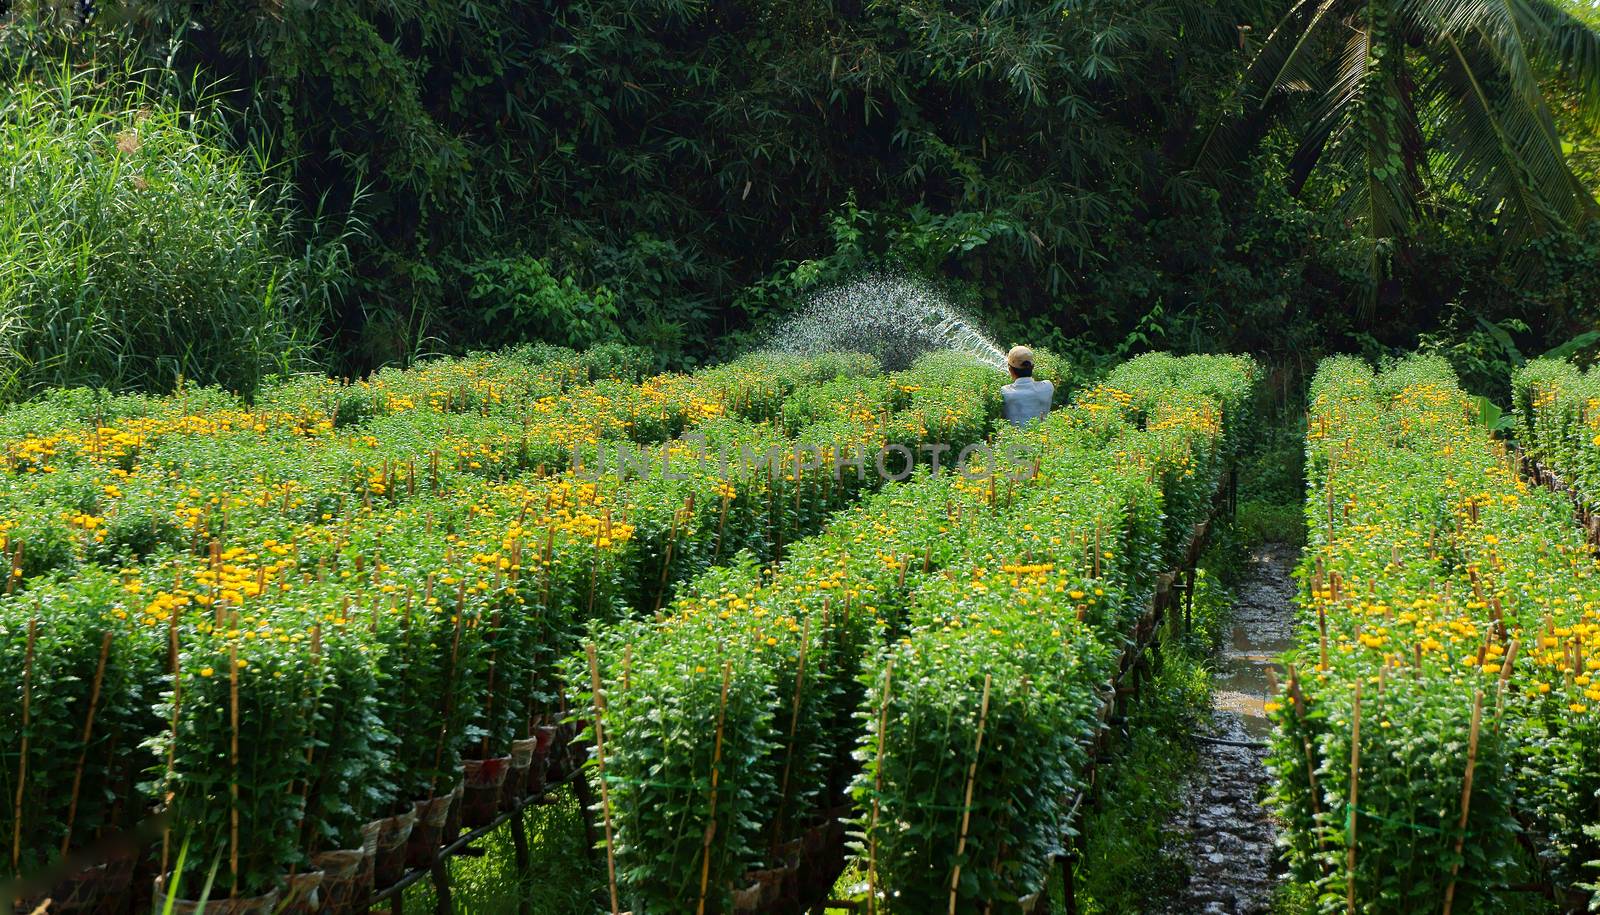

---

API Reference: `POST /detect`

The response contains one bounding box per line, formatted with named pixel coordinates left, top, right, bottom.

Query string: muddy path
left=1159, top=542, right=1298, bottom=915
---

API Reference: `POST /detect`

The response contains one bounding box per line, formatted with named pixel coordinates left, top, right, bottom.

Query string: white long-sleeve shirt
left=1002, top=376, right=1054, bottom=426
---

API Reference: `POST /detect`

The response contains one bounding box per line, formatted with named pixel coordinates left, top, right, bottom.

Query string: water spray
left=763, top=274, right=1008, bottom=371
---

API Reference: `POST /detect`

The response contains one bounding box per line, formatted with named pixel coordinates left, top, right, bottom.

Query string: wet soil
left=1159, top=543, right=1298, bottom=915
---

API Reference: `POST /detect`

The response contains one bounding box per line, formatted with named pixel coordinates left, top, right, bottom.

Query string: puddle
left=1218, top=544, right=1297, bottom=739
left=1159, top=542, right=1297, bottom=915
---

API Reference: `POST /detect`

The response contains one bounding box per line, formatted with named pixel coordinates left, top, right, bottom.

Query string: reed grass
left=0, top=61, right=347, bottom=400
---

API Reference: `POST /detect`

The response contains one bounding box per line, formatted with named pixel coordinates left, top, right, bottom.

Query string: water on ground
left=1160, top=542, right=1297, bottom=915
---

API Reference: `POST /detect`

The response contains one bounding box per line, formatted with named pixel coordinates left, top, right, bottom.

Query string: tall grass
left=0, top=62, right=347, bottom=399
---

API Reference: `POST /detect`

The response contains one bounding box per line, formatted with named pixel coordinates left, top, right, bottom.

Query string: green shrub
left=0, top=64, right=341, bottom=400
left=457, top=255, right=624, bottom=353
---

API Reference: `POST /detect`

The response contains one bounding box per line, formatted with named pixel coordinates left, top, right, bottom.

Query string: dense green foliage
left=3, top=0, right=1595, bottom=383
left=1202, top=0, right=1600, bottom=283
left=0, top=64, right=345, bottom=399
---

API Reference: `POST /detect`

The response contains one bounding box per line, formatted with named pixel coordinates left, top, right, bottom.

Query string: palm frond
left=1429, top=32, right=1574, bottom=239
left=1192, top=0, right=1347, bottom=175
left=1519, top=0, right=1600, bottom=131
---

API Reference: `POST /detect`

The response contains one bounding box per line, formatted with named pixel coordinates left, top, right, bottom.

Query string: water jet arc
left=764, top=275, right=1007, bottom=371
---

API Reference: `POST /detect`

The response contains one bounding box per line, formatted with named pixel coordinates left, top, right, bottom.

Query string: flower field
left=580, top=352, right=1258, bottom=913
left=1275, top=356, right=1600, bottom=912
left=0, top=344, right=1014, bottom=910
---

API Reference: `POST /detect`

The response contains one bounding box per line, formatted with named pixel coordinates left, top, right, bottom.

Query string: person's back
left=1001, top=345, right=1053, bottom=426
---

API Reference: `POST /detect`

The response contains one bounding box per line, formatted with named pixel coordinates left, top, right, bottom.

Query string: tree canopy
left=0, top=0, right=1597, bottom=386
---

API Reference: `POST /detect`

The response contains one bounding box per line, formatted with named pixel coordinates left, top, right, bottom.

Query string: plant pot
left=278, top=870, right=323, bottom=915
left=501, top=737, right=539, bottom=810
left=405, top=792, right=454, bottom=869
left=528, top=724, right=557, bottom=795
left=18, top=852, right=136, bottom=914
left=731, top=865, right=792, bottom=913
left=544, top=721, right=576, bottom=783
left=310, top=849, right=364, bottom=915
left=368, top=807, right=417, bottom=890
left=461, top=756, right=512, bottom=828
left=355, top=815, right=382, bottom=895
left=150, top=876, right=279, bottom=915
left=441, top=781, right=465, bottom=846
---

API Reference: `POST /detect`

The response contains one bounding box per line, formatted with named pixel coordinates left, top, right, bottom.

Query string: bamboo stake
left=161, top=622, right=183, bottom=875
left=585, top=644, right=620, bottom=915
left=653, top=512, right=681, bottom=614
left=772, top=619, right=812, bottom=849
left=61, top=629, right=114, bottom=855
left=696, top=661, right=733, bottom=915
left=867, top=659, right=894, bottom=915
left=229, top=642, right=241, bottom=897
left=1346, top=679, right=1362, bottom=915
left=11, top=617, right=38, bottom=871
left=713, top=490, right=731, bottom=561
left=1093, top=520, right=1102, bottom=578
left=1310, top=586, right=1330, bottom=658
left=480, top=611, right=502, bottom=757
left=948, top=675, right=993, bottom=915
left=1494, top=640, right=1520, bottom=722
left=1441, top=690, right=1485, bottom=915
left=430, top=599, right=467, bottom=796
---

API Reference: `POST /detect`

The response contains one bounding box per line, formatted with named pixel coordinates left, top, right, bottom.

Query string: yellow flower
left=199, top=667, right=215, bottom=678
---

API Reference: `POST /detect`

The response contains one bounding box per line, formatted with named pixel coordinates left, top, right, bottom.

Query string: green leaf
left=1476, top=316, right=1524, bottom=367
left=1540, top=330, right=1600, bottom=362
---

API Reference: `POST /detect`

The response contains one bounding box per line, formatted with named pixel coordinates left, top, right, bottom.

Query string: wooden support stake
left=1345, top=680, right=1362, bottom=915
left=161, top=625, right=183, bottom=875
left=713, top=490, right=731, bottom=561
left=772, top=619, right=812, bottom=850
left=61, top=629, right=114, bottom=855
left=430, top=605, right=466, bottom=796
left=1318, top=605, right=1330, bottom=672
left=585, top=644, right=620, bottom=915
left=653, top=517, right=679, bottom=614
left=431, top=857, right=453, bottom=915
left=230, top=642, right=242, bottom=897
left=696, top=661, right=733, bottom=915
left=867, top=659, right=894, bottom=915
left=1441, top=691, right=1485, bottom=915
left=948, top=675, right=993, bottom=915
left=6, top=541, right=21, bottom=595
left=11, top=617, right=38, bottom=871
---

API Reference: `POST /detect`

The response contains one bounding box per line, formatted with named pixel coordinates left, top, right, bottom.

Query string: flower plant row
left=1276, top=356, right=1600, bottom=913
left=0, top=345, right=885, bottom=590
left=0, top=345, right=1001, bottom=904
left=577, top=353, right=1257, bottom=914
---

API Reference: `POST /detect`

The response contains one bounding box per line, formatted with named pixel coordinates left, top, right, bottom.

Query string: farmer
left=1001, top=345, right=1053, bottom=427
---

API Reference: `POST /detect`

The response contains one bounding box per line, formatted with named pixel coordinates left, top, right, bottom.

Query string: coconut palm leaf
left=1195, top=0, right=1600, bottom=290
